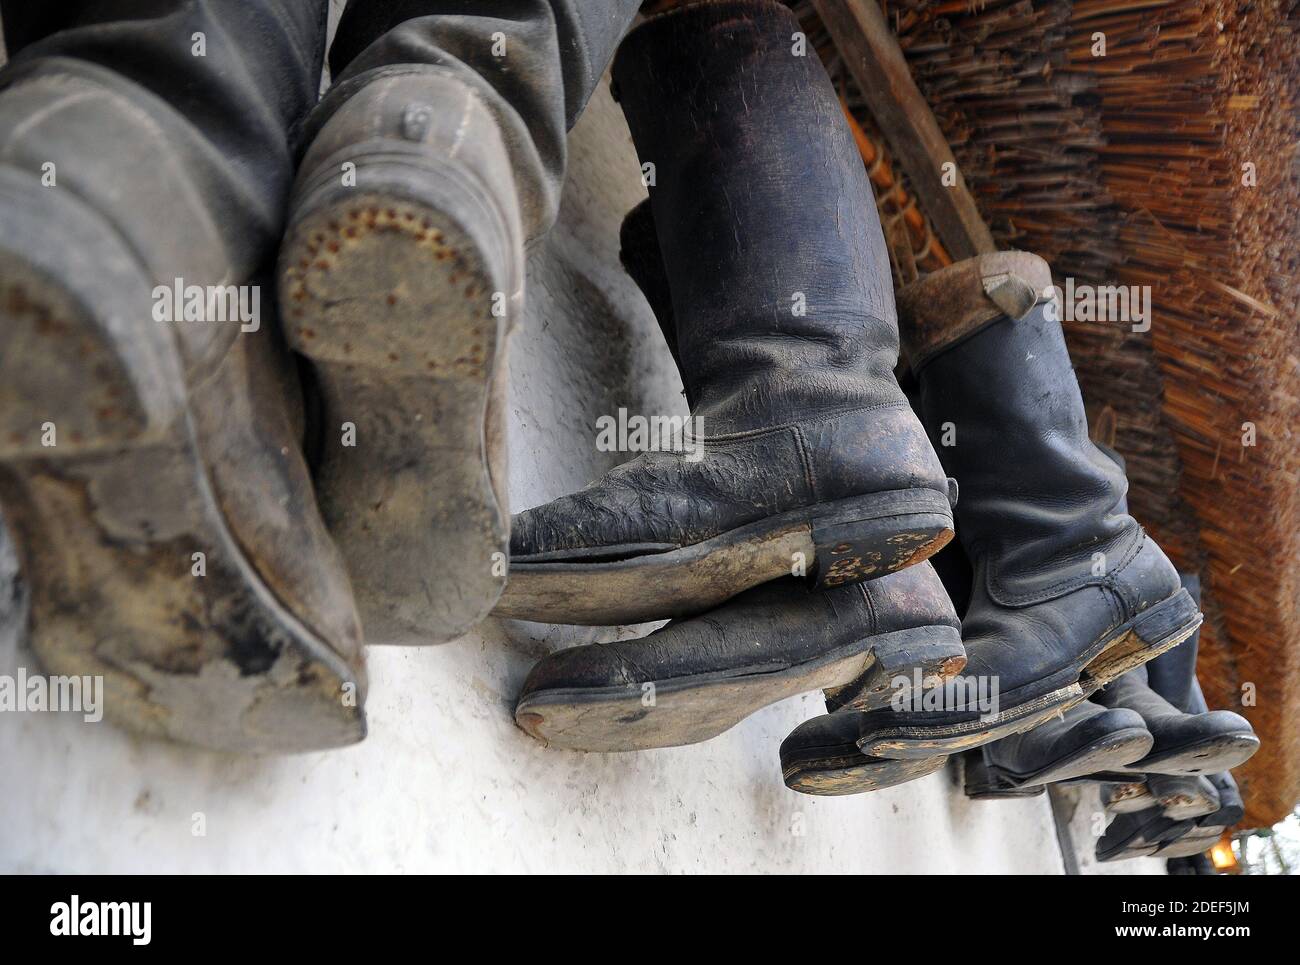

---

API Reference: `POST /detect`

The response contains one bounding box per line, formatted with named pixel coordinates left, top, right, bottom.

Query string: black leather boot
left=1097, top=808, right=1194, bottom=862
left=1095, top=664, right=1259, bottom=774
left=979, top=700, right=1152, bottom=790
left=1147, top=774, right=1221, bottom=820
left=962, top=750, right=1045, bottom=800
left=515, top=561, right=964, bottom=752
left=0, top=2, right=369, bottom=750
left=1101, top=780, right=1155, bottom=814
left=499, top=0, right=955, bottom=627
left=782, top=538, right=972, bottom=796
left=1157, top=771, right=1244, bottom=856
left=514, top=206, right=964, bottom=753
left=855, top=251, right=1202, bottom=760
left=1206, top=770, right=1245, bottom=826
left=279, top=1, right=641, bottom=644
left=1143, top=573, right=1203, bottom=711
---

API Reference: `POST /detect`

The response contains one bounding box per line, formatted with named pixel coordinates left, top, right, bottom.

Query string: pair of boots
left=1097, top=771, right=1244, bottom=862
left=509, top=1, right=1201, bottom=778
left=963, top=575, right=1255, bottom=800
left=0, top=0, right=642, bottom=750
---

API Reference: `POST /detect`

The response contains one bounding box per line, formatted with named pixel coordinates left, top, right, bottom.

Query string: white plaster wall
left=0, top=76, right=1090, bottom=875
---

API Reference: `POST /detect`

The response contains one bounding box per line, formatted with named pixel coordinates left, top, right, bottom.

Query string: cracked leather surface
left=511, top=0, right=947, bottom=560
left=985, top=699, right=1146, bottom=775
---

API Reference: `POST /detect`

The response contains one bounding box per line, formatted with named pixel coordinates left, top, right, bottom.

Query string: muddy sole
left=1103, top=782, right=1155, bottom=815
left=858, top=589, right=1202, bottom=759
left=516, top=624, right=963, bottom=753
left=0, top=170, right=365, bottom=751
left=498, top=487, right=955, bottom=625
left=783, top=748, right=948, bottom=796
left=281, top=158, right=513, bottom=644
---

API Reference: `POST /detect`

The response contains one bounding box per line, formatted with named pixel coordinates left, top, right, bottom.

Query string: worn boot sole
left=281, top=155, right=513, bottom=644
left=857, top=588, right=1202, bottom=759
left=783, top=745, right=948, bottom=796
left=0, top=171, right=365, bottom=751
left=499, top=487, right=954, bottom=625
left=515, top=623, right=963, bottom=752
left=1118, top=732, right=1260, bottom=776
left=1103, top=781, right=1155, bottom=814
left=1147, top=774, right=1222, bottom=820
left=984, top=727, right=1154, bottom=790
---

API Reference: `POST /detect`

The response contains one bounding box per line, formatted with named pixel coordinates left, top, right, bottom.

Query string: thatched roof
left=794, top=0, right=1299, bottom=826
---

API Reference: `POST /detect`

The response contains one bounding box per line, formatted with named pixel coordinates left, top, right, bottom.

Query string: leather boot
left=514, top=209, right=964, bottom=753
left=280, top=67, right=522, bottom=645
left=1097, top=808, right=1193, bottom=862
left=1101, top=780, right=1155, bottom=815
left=515, top=561, right=964, bottom=752
left=962, top=750, right=1044, bottom=800
left=279, top=1, right=641, bottom=643
left=500, top=0, right=956, bottom=627
left=1206, top=770, right=1245, bottom=826
left=1157, top=771, right=1244, bottom=856
left=855, top=251, right=1202, bottom=760
left=1095, top=664, right=1258, bottom=774
left=1148, top=774, right=1221, bottom=820
left=1143, top=573, right=1203, bottom=711
left=0, top=3, right=368, bottom=750
left=979, top=700, right=1152, bottom=790
left=1156, top=830, right=1224, bottom=859
left=781, top=536, right=973, bottom=795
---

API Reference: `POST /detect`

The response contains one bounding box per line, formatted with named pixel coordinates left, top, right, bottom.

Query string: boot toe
left=518, top=643, right=648, bottom=698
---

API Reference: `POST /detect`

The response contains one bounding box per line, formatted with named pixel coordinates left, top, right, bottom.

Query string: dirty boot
left=1157, top=771, right=1244, bottom=856
left=781, top=535, right=976, bottom=796
left=1097, top=808, right=1194, bottom=862
left=514, top=205, right=964, bottom=753
left=280, top=0, right=642, bottom=643
left=855, top=252, right=1202, bottom=760
left=1205, top=770, right=1245, bottom=826
left=515, top=560, right=964, bottom=752
left=501, top=0, right=955, bottom=626
left=1148, top=774, right=1221, bottom=820
left=962, top=750, right=1044, bottom=800
left=0, top=1, right=367, bottom=750
left=1101, top=780, right=1155, bottom=815
left=980, top=700, right=1153, bottom=790
left=1096, top=665, right=1258, bottom=774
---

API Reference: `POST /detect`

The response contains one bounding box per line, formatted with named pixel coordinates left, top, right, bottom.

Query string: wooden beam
left=813, top=0, right=997, bottom=260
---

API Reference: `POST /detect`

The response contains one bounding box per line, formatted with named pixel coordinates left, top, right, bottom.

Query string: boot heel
left=810, top=488, right=954, bottom=588
left=279, top=150, right=517, bottom=643
left=834, top=625, right=966, bottom=712
left=0, top=167, right=182, bottom=459
left=1080, top=588, right=1202, bottom=691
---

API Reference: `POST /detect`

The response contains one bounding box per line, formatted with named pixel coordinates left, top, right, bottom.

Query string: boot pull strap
left=897, top=251, right=1053, bottom=371
left=982, top=269, right=1041, bottom=321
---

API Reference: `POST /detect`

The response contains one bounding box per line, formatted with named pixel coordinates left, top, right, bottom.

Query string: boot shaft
left=611, top=0, right=904, bottom=432
left=899, top=252, right=1153, bottom=606
left=1144, top=573, right=1202, bottom=711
